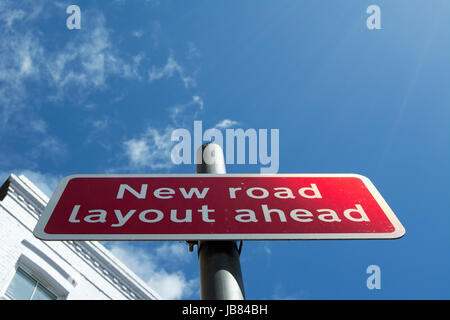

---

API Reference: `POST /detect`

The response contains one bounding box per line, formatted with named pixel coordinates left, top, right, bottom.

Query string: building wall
left=0, top=174, right=161, bottom=300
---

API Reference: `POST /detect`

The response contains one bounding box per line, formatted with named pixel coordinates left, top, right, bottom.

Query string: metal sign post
left=195, top=143, right=245, bottom=300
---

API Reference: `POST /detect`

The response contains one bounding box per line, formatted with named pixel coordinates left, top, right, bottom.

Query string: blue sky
left=1, top=0, right=450, bottom=299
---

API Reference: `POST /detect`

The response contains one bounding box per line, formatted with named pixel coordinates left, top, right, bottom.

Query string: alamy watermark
left=170, top=121, right=279, bottom=173
left=65, top=4, right=380, bottom=31
left=66, top=5, right=81, bottom=30
left=366, top=5, right=381, bottom=30
left=366, top=264, right=381, bottom=290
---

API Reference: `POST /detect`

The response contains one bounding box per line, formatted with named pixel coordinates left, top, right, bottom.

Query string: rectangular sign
left=33, top=174, right=405, bottom=241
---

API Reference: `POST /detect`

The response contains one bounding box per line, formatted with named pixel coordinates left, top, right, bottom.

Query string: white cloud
left=0, top=30, right=43, bottom=125
left=123, top=127, right=175, bottom=170
left=0, top=2, right=150, bottom=167
left=186, top=42, right=200, bottom=60
left=170, top=95, right=204, bottom=126
left=132, top=30, right=144, bottom=38
left=106, top=243, right=198, bottom=300
left=0, top=0, right=27, bottom=29
left=29, top=119, right=48, bottom=133
left=123, top=139, right=150, bottom=166
left=149, top=54, right=196, bottom=88
left=151, top=21, right=162, bottom=47
left=215, top=119, right=240, bottom=129
left=84, top=117, right=112, bottom=149
left=0, top=2, right=148, bottom=124
left=40, top=137, right=66, bottom=154
left=0, top=5, right=116, bottom=165
left=0, top=1, right=194, bottom=118
left=147, top=269, right=196, bottom=300
left=263, top=243, right=272, bottom=255
left=0, top=2, right=194, bottom=123
left=46, top=14, right=143, bottom=92
left=272, top=284, right=310, bottom=300
left=114, top=0, right=160, bottom=7
left=155, top=242, right=190, bottom=262
left=29, top=137, right=67, bottom=162
left=192, top=95, right=204, bottom=110
left=122, top=95, right=205, bottom=171
left=92, top=118, right=109, bottom=130
left=0, top=1, right=198, bottom=171
left=0, top=8, right=26, bottom=28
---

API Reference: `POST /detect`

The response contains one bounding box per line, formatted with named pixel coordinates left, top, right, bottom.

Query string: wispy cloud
left=0, top=1, right=196, bottom=123
left=105, top=242, right=198, bottom=300
left=0, top=0, right=198, bottom=119
left=0, top=3, right=138, bottom=121
left=170, top=95, right=204, bottom=126
left=114, top=0, right=160, bottom=7
left=123, top=126, right=175, bottom=170
left=0, top=3, right=140, bottom=169
left=149, top=54, right=196, bottom=88
left=0, top=19, right=43, bottom=125
left=46, top=13, right=143, bottom=95
left=151, top=21, right=162, bottom=47
left=132, top=30, right=144, bottom=38
left=0, top=1, right=198, bottom=170
left=214, top=119, right=240, bottom=129
left=33, top=137, right=67, bottom=160
left=272, top=284, right=311, bottom=300
left=186, top=42, right=200, bottom=60
left=122, top=95, right=204, bottom=171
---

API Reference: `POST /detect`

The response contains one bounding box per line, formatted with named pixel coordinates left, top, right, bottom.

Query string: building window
left=5, top=268, right=57, bottom=300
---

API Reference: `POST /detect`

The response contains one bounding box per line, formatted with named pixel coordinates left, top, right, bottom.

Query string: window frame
left=5, top=266, right=58, bottom=300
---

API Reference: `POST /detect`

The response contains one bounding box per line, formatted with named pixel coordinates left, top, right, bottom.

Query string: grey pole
left=195, top=143, right=245, bottom=300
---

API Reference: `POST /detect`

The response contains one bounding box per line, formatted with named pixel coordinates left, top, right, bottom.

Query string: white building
left=0, top=174, right=161, bottom=300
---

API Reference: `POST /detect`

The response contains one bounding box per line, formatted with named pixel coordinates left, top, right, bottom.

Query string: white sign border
left=33, top=173, right=406, bottom=241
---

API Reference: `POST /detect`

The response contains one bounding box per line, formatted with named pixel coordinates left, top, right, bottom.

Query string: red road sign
left=33, top=174, right=405, bottom=241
